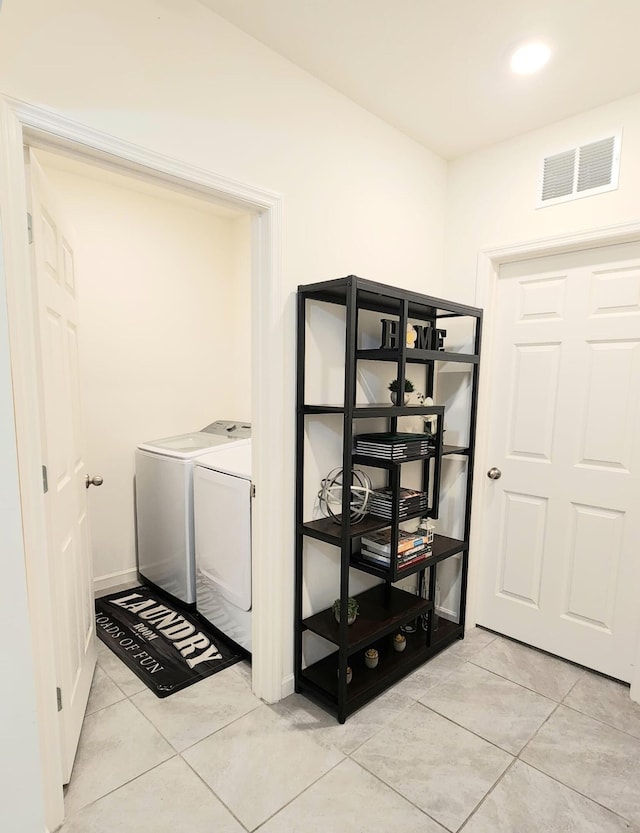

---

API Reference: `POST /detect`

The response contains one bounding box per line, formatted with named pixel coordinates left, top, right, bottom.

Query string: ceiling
left=199, top=0, right=640, bottom=159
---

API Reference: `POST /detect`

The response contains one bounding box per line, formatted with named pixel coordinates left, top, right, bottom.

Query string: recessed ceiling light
left=510, top=42, right=551, bottom=75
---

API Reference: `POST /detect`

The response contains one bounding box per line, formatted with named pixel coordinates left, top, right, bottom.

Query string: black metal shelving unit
left=295, top=275, right=482, bottom=723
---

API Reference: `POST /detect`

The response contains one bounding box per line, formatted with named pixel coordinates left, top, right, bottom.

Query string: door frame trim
left=470, top=219, right=640, bottom=703
left=0, top=95, right=286, bottom=830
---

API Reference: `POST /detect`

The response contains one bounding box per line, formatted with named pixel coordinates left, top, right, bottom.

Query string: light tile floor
left=58, top=629, right=640, bottom=832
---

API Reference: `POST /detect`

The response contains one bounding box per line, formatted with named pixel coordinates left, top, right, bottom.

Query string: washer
left=135, top=421, right=251, bottom=605
left=194, top=442, right=252, bottom=652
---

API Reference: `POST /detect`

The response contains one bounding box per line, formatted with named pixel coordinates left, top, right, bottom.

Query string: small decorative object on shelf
left=337, top=666, right=353, bottom=684
left=332, top=597, right=359, bottom=625
left=388, top=378, right=414, bottom=405
left=406, top=324, right=417, bottom=349
left=318, top=467, right=372, bottom=524
left=418, top=516, right=436, bottom=545
left=364, top=648, right=379, bottom=668
left=393, top=633, right=407, bottom=652
left=415, top=393, right=438, bottom=436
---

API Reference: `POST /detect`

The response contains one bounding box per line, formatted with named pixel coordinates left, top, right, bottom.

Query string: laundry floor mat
left=95, top=586, right=243, bottom=697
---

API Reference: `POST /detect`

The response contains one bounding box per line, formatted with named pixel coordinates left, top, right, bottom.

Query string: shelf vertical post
left=294, top=291, right=307, bottom=692
left=459, top=312, right=483, bottom=633
left=337, top=276, right=358, bottom=722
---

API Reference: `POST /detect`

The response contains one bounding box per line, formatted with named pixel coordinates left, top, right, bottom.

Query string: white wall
left=0, top=0, right=446, bottom=662
left=0, top=2, right=447, bottom=818
left=38, top=155, right=251, bottom=588
left=445, top=92, right=640, bottom=303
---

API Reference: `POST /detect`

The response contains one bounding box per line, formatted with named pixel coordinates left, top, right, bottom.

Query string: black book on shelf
left=355, top=432, right=435, bottom=444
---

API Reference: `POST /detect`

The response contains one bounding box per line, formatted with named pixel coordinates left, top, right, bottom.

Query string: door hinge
left=251, top=483, right=256, bottom=498
left=56, top=687, right=63, bottom=712
left=27, top=212, right=33, bottom=244
left=42, top=464, right=48, bottom=494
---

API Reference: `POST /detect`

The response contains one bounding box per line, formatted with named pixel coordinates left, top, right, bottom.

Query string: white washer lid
left=195, top=440, right=252, bottom=478
left=137, top=432, right=233, bottom=459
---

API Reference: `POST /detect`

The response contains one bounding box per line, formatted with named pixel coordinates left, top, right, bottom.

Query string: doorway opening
left=0, top=97, right=285, bottom=832
left=34, top=147, right=253, bottom=597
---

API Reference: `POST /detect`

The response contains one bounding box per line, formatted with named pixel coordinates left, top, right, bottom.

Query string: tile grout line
left=517, top=702, right=638, bottom=827
left=349, top=755, right=457, bottom=831
left=413, top=700, right=523, bottom=759
left=62, top=755, right=180, bottom=824
left=249, top=756, right=347, bottom=833
left=516, top=756, right=639, bottom=828
left=65, top=667, right=257, bottom=826
left=347, top=698, right=515, bottom=833
left=176, top=698, right=264, bottom=755
left=467, top=656, right=577, bottom=703
left=456, top=756, right=521, bottom=832
left=179, top=752, right=253, bottom=832
left=560, top=699, right=640, bottom=743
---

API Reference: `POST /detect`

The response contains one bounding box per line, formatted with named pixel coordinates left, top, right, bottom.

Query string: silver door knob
left=85, top=474, right=104, bottom=489
left=487, top=467, right=502, bottom=480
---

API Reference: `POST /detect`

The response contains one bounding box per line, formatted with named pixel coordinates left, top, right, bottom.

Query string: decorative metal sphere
left=318, top=467, right=372, bottom=524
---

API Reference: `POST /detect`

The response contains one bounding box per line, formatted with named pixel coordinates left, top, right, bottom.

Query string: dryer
left=135, top=421, right=250, bottom=605
left=193, top=442, right=252, bottom=652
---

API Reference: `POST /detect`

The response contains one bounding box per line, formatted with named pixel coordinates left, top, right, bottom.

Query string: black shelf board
left=350, top=533, right=467, bottom=580
left=353, top=452, right=435, bottom=468
left=356, top=348, right=478, bottom=365
left=302, top=584, right=432, bottom=655
left=429, top=534, right=467, bottom=561
left=442, top=445, right=469, bottom=456
left=430, top=618, right=464, bottom=648
left=299, top=621, right=465, bottom=719
left=303, top=403, right=445, bottom=418
left=301, top=514, right=390, bottom=545
left=351, top=551, right=433, bottom=581
left=303, top=404, right=348, bottom=415
left=300, top=629, right=430, bottom=714
left=298, top=276, right=483, bottom=321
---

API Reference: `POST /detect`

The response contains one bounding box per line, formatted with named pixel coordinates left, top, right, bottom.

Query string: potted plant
left=336, top=666, right=353, bottom=684
left=388, top=378, right=414, bottom=405
left=332, top=597, right=359, bottom=625
left=364, top=647, right=379, bottom=668
left=393, top=632, right=407, bottom=652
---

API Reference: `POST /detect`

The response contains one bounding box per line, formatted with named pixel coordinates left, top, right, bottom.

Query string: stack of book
left=354, top=432, right=434, bottom=461
left=360, top=528, right=432, bottom=570
left=368, top=487, right=428, bottom=520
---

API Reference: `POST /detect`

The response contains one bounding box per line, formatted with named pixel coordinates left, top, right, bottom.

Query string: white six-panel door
left=477, top=242, right=640, bottom=682
left=28, top=149, right=96, bottom=782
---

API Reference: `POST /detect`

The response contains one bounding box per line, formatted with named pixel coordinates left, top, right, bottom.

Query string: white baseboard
left=280, top=672, right=295, bottom=699
left=93, top=568, right=139, bottom=597
left=436, top=606, right=458, bottom=624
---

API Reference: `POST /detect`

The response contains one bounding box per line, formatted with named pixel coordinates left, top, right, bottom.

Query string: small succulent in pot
left=388, top=378, right=415, bottom=393
left=332, top=596, right=359, bottom=625
left=388, top=378, right=414, bottom=405
left=364, top=647, right=379, bottom=669
left=393, top=632, right=407, bottom=652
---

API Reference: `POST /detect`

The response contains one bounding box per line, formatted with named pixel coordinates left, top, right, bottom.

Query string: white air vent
left=538, top=133, right=621, bottom=207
